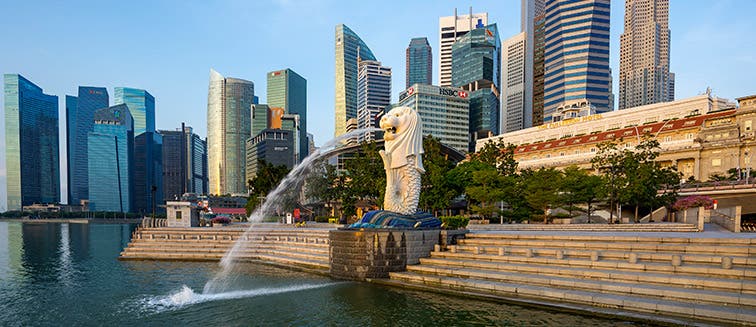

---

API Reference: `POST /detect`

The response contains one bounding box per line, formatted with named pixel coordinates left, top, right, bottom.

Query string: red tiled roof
left=515, top=109, right=736, bottom=154
left=211, top=207, right=247, bottom=215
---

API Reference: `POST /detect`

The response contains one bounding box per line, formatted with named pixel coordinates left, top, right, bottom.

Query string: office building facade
left=207, top=69, right=255, bottom=195
left=452, top=23, right=501, bottom=149
left=161, top=123, right=208, bottom=202
left=245, top=129, right=295, bottom=184
left=267, top=68, right=308, bottom=162
left=406, top=37, right=432, bottom=88
left=335, top=24, right=377, bottom=137
left=357, top=59, right=392, bottom=141
left=619, top=0, right=674, bottom=110
left=543, top=0, right=612, bottom=122
left=66, top=86, right=108, bottom=206
left=4, top=74, right=60, bottom=210
left=398, top=84, right=470, bottom=153
left=88, top=104, right=134, bottom=212
left=501, top=32, right=527, bottom=133
left=439, top=9, right=488, bottom=87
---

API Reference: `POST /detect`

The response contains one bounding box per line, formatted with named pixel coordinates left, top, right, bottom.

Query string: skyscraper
left=334, top=24, right=377, bottom=137
left=357, top=59, right=392, bottom=141
left=160, top=123, right=208, bottom=202
left=619, top=0, right=673, bottom=110
left=452, top=23, right=501, bottom=150
left=543, top=0, right=612, bottom=122
left=251, top=104, right=269, bottom=138
left=501, top=32, right=527, bottom=133
left=115, top=87, right=162, bottom=214
left=398, top=84, right=470, bottom=153
left=3, top=74, right=59, bottom=210
left=439, top=9, right=488, bottom=87
left=66, top=86, right=108, bottom=206
left=406, top=37, right=432, bottom=88
left=207, top=69, right=255, bottom=195
left=88, top=104, right=134, bottom=212
left=522, top=0, right=546, bottom=128
left=267, top=68, right=308, bottom=162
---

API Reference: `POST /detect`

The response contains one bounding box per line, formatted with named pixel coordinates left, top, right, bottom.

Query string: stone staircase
left=467, top=222, right=700, bottom=232
left=119, top=227, right=331, bottom=272
left=388, top=232, right=756, bottom=325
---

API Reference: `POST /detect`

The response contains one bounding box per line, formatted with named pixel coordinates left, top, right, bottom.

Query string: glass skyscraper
left=357, top=59, right=392, bottom=141
left=88, top=104, right=134, bottom=212
left=543, top=0, right=611, bottom=122
left=4, top=74, right=60, bottom=210
left=114, top=87, right=161, bottom=214
left=160, top=123, right=208, bottom=202
left=452, top=23, right=501, bottom=150
left=66, top=86, right=108, bottom=206
left=406, top=37, right=432, bottom=88
left=334, top=24, right=376, bottom=137
left=267, top=68, right=308, bottom=162
left=207, top=69, right=255, bottom=195
left=3, top=74, right=60, bottom=210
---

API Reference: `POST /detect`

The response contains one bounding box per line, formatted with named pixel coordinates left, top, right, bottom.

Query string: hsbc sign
left=439, top=88, right=468, bottom=98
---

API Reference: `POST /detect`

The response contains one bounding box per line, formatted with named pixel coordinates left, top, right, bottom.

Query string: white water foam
left=140, top=283, right=338, bottom=313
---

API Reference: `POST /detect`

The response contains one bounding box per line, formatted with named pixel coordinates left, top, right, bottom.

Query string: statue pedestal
left=329, top=229, right=439, bottom=281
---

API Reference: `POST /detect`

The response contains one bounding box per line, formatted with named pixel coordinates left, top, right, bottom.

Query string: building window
left=746, top=120, right=752, bottom=132
left=176, top=211, right=182, bottom=220
left=712, top=158, right=721, bottom=167
left=590, top=147, right=596, bottom=153
left=664, top=136, right=672, bottom=142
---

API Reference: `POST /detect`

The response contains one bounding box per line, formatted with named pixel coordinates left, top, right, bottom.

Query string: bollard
left=628, top=253, right=638, bottom=264
left=671, top=255, right=682, bottom=267
left=555, top=250, right=564, bottom=260
left=498, top=247, right=506, bottom=256
left=473, top=247, right=481, bottom=255
left=591, top=251, right=600, bottom=262
left=450, top=245, right=457, bottom=253
left=434, top=244, right=441, bottom=252
left=525, top=249, right=534, bottom=258
left=721, top=257, right=733, bottom=269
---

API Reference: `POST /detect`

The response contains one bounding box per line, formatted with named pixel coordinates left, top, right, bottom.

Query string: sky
left=1, top=0, right=754, bottom=208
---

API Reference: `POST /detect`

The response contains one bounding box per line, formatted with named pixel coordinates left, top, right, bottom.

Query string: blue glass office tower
left=114, top=87, right=162, bottom=214
left=451, top=24, right=501, bottom=151
left=543, top=0, right=611, bottom=122
left=406, top=37, right=432, bottom=88
left=4, top=74, right=60, bottom=210
left=66, top=86, right=108, bottom=206
left=267, top=68, right=308, bottom=162
left=334, top=24, right=376, bottom=137
left=88, top=104, right=134, bottom=212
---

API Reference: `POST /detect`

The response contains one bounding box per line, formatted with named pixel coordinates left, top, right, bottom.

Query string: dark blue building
left=66, top=86, right=108, bottom=206
left=406, top=37, right=432, bottom=88
left=3, top=74, right=60, bottom=210
left=88, top=104, right=134, bottom=212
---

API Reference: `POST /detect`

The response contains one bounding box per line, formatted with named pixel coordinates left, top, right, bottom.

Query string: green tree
left=560, top=165, right=605, bottom=223
left=466, top=169, right=505, bottom=218
left=591, top=141, right=627, bottom=223
left=473, top=139, right=518, bottom=176
left=419, top=136, right=458, bottom=215
left=620, top=138, right=682, bottom=222
left=522, top=168, right=563, bottom=223
left=246, top=160, right=291, bottom=215
left=342, top=141, right=385, bottom=205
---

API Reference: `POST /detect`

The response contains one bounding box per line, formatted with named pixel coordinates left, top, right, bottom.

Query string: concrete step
left=430, top=251, right=756, bottom=280
left=125, top=239, right=329, bottom=250
left=468, top=224, right=699, bottom=232
left=418, top=257, right=756, bottom=294
left=466, top=233, right=756, bottom=246
left=451, top=244, right=755, bottom=266
left=120, top=248, right=328, bottom=264
left=123, top=244, right=328, bottom=256
left=404, top=263, right=756, bottom=307
left=459, top=239, right=756, bottom=257
left=388, top=272, right=756, bottom=325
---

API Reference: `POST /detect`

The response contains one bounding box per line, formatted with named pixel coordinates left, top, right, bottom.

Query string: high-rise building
left=398, top=84, right=470, bottom=153
left=267, top=68, right=308, bottom=162
left=452, top=23, right=501, bottom=150
left=207, top=69, right=255, bottom=195
left=439, top=9, right=488, bottom=87
left=281, top=113, right=301, bottom=163
left=357, top=59, right=392, bottom=141
left=619, top=0, right=673, bottom=110
left=335, top=24, right=377, bottom=137
left=543, top=0, right=612, bottom=122
left=501, top=32, right=527, bottom=133
left=522, top=0, right=546, bottom=128
left=3, top=74, right=59, bottom=211
left=88, top=104, right=134, bottom=212
left=115, top=87, right=162, bottom=214
left=245, top=129, right=294, bottom=184
left=66, top=86, right=108, bottom=206
left=406, top=37, right=432, bottom=88
left=251, top=103, right=269, bottom=138
left=160, top=123, right=208, bottom=202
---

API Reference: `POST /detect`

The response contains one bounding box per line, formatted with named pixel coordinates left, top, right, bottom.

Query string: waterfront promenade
left=121, top=223, right=756, bottom=325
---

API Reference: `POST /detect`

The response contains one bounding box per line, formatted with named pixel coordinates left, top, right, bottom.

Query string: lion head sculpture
left=380, top=106, right=424, bottom=172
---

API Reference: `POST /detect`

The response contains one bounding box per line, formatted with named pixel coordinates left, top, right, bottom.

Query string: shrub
left=211, top=216, right=231, bottom=224
left=439, top=216, right=470, bottom=230
left=314, top=216, right=332, bottom=223
left=673, top=195, right=714, bottom=211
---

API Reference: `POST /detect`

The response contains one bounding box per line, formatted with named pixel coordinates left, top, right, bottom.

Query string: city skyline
left=1, top=0, right=755, bottom=208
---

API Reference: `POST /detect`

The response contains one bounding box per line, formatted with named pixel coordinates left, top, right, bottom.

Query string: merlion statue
left=379, top=106, right=424, bottom=215
left=348, top=106, right=441, bottom=229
